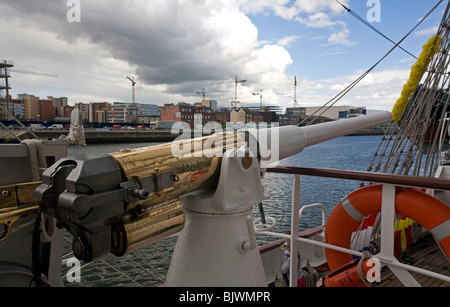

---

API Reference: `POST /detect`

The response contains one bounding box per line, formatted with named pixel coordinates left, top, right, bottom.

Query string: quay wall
left=0, top=130, right=182, bottom=144
left=1, top=127, right=392, bottom=144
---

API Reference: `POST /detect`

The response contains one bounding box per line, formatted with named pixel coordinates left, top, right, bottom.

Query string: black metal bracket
left=34, top=155, right=176, bottom=262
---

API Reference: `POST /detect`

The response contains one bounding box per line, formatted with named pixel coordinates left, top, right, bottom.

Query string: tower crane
left=252, top=90, right=263, bottom=112
left=294, top=76, right=298, bottom=108
left=196, top=88, right=227, bottom=100
left=0, top=62, right=57, bottom=120
left=126, top=76, right=136, bottom=104
left=10, top=68, right=58, bottom=78
left=211, top=76, right=246, bottom=110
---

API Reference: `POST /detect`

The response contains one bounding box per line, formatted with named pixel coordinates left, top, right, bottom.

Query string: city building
left=108, top=102, right=139, bottom=123
left=136, top=103, right=161, bottom=123
left=56, top=105, right=74, bottom=120
left=48, top=96, right=68, bottom=108
left=285, top=107, right=306, bottom=118
left=275, top=114, right=300, bottom=126
left=201, top=99, right=218, bottom=111
left=161, top=104, right=213, bottom=128
left=0, top=98, right=25, bottom=120
left=74, top=102, right=89, bottom=121
left=230, top=108, right=264, bottom=124
left=287, top=106, right=367, bottom=121
left=89, top=102, right=111, bottom=123
left=213, top=110, right=230, bottom=126
left=22, top=94, right=40, bottom=120
left=230, top=108, right=246, bottom=124
left=39, top=99, right=55, bottom=120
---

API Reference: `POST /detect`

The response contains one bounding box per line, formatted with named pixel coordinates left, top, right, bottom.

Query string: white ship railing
left=261, top=166, right=450, bottom=287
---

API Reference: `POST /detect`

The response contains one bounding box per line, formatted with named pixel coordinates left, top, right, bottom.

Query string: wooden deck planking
left=376, top=235, right=450, bottom=287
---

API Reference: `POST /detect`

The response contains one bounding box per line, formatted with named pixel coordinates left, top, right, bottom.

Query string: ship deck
left=376, top=235, right=450, bottom=287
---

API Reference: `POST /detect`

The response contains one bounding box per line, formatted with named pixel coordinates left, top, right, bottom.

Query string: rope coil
left=357, top=251, right=374, bottom=287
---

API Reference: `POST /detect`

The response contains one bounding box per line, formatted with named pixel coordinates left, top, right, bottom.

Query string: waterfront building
left=74, top=102, right=89, bottom=121
left=275, top=114, right=300, bottom=126
left=230, top=108, right=264, bottom=124
left=55, top=105, right=74, bottom=121
left=286, top=106, right=367, bottom=121
left=201, top=99, right=218, bottom=111
left=161, top=104, right=213, bottom=128
left=0, top=98, right=25, bottom=120
left=135, top=103, right=161, bottom=124
left=212, top=110, right=230, bottom=126
left=88, top=102, right=111, bottom=123
left=39, top=99, right=55, bottom=120
left=22, top=94, right=40, bottom=120
left=48, top=96, right=68, bottom=108
left=108, top=102, right=139, bottom=123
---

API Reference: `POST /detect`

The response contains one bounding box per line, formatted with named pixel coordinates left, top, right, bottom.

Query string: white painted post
left=289, top=174, right=300, bottom=287
left=380, top=184, right=421, bottom=287
left=380, top=184, right=396, bottom=257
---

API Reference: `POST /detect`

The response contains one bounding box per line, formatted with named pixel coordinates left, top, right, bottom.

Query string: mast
left=294, top=76, right=297, bottom=108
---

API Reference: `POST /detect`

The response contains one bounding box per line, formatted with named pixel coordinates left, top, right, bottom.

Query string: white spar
left=242, top=111, right=393, bottom=166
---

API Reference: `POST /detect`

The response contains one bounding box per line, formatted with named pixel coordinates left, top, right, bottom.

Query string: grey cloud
left=1, top=0, right=244, bottom=88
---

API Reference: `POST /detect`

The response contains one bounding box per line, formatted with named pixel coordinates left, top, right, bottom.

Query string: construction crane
left=212, top=76, right=246, bottom=110
left=126, top=76, right=136, bottom=104
left=10, top=68, right=58, bottom=78
left=196, top=88, right=227, bottom=100
left=233, top=76, right=246, bottom=110
left=1, top=62, right=57, bottom=120
left=294, top=76, right=298, bottom=108
left=252, top=90, right=263, bottom=111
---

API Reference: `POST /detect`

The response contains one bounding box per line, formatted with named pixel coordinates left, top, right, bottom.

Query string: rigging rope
left=366, top=11, right=450, bottom=178
left=299, top=0, right=443, bottom=126
left=335, top=0, right=418, bottom=59
left=392, top=35, right=443, bottom=122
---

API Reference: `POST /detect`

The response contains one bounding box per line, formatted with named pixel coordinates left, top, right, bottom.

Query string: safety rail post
left=289, top=174, right=300, bottom=287
left=379, top=184, right=421, bottom=287
left=380, top=184, right=396, bottom=258
left=261, top=168, right=450, bottom=286
left=260, top=229, right=450, bottom=284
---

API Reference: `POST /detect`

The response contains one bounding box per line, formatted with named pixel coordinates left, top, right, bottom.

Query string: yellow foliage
left=391, top=35, right=443, bottom=122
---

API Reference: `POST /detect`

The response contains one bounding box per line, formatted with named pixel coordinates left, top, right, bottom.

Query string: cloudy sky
left=0, top=0, right=446, bottom=112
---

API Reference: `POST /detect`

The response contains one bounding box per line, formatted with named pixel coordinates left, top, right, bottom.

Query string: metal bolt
left=1, top=190, right=10, bottom=197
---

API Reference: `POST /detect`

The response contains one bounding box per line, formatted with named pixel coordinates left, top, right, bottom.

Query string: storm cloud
left=1, top=0, right=277, bottom=92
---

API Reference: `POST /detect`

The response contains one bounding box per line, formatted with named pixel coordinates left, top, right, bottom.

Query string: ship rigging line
left=335, top=0, right=417, bottom=60
left=299, top=0, right=443, bottom=127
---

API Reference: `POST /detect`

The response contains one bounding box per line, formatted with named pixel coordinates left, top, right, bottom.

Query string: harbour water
left=63, top=134, right=384, bottom=287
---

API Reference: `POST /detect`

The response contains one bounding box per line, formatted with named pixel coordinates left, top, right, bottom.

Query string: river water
left=63, top=134, right=384, bottom=287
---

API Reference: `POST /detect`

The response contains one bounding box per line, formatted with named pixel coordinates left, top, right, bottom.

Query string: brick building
left=39, top=99, right=55, bottom=120
left=161, top=104, right=213, bottom=128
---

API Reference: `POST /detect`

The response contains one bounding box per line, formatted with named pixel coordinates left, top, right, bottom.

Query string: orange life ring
left=325, top=184, right=450, bottom=272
